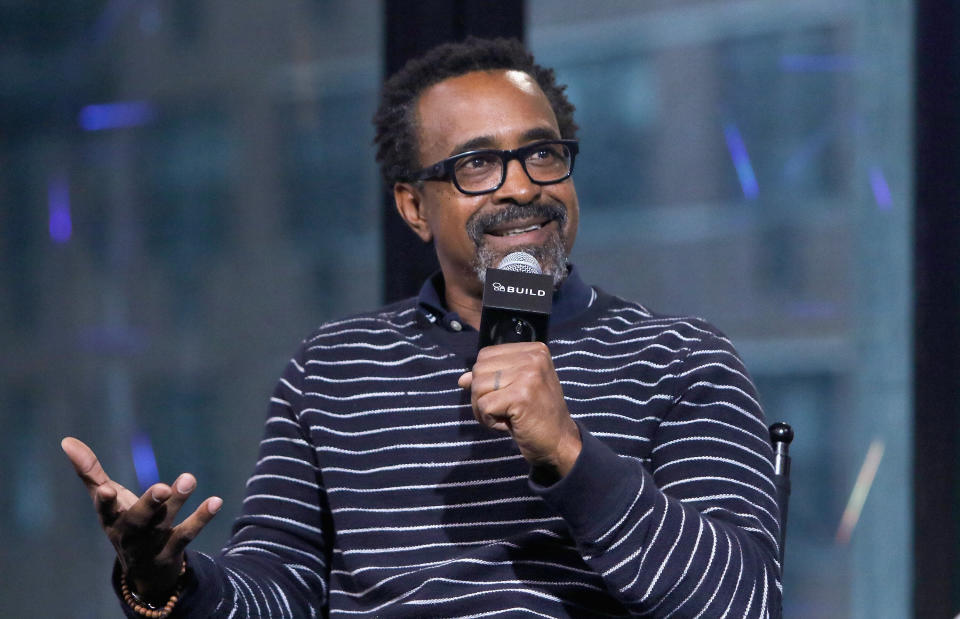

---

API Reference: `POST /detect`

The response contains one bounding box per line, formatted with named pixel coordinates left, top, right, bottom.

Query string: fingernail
left=209, top=497, right=223, bottom=514
left=176, top=476, right=196, bottom=494
left=151, top=490, right=165, bottom=503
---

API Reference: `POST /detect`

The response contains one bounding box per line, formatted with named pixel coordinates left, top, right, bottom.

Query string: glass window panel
left=530, top=1, right=912, bottom=616
left=0, top=2, right=381, bottom=615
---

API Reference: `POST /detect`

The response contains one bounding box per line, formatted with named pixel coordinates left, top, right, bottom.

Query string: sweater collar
left=417, top=264, right=594, bottom=333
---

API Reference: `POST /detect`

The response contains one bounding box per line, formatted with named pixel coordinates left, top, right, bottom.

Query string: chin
left=472, top=236, right=570, bottom=288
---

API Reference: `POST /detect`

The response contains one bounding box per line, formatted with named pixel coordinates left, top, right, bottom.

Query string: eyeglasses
left=410, top=139, right=579, bottom=196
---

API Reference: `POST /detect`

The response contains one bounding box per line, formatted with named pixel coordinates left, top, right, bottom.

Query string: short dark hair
left=373, top=37, right=578, bottom=187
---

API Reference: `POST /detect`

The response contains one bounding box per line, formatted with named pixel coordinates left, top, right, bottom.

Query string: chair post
left=769, top=422, right=794, bottom=573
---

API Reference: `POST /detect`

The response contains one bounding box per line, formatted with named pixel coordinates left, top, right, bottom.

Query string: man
left=63, top=38, right=781, bottom=617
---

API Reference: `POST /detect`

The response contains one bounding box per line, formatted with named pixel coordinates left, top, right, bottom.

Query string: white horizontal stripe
left=318, top=436, right=509, bottom=457
left=240, top=513, right=324, bottom=536
left=311, top=419, right=476, bottom=438
left=592, top=431, right=652, bottom=442
left=303, top=387, right=462, bottom=401
left=307, top=338, right=434, bottom=352
left=571, top=412, right=661, bottom=425
left=331, top=495, right=538, bottom=515
left=338, top=516, right=561, bottom=536
left=256, top=454, right=321, bottom=471
left=265, top=416, right=300, bottom=428
left=308, top=313, right=416, bottom=336
left=338, top=528, right=564, bottom=555
left=326, top=474, right=527, bottom=495
left=330, top=556, right=597, bottom=579
left=559, top=374, right=674, bottom=389
left=261, top=436, right=310, bottom=448
left=322, top=453, right=523, bottom=476
left=652, top=436, right=770, bottom=465
left=305, top=367, right=464, bottom=383
left=658, top=417, right=769, bottom=448
left=242, top=493, right=323, bottom=512
left=565, top=392, right=674, bottom=407
left=301, top=402, right=469, bottom=420
left=245, top=473, right=320, bottom=490
left=553, top=343, right=686, bottom=362
left=279, top=378, right=302, bottom=395
left=555, top=357, right=684, bottom=374
left=654, top=455, right=776, bottom=490
left=305, top=352, right=453, bottom=366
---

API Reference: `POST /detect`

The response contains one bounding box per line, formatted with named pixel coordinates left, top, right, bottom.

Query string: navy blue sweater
left=124, top=269, right=781, bottom=617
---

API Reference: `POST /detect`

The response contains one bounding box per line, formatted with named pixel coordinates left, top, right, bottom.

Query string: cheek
left=555, top=185, right=579, bottom=245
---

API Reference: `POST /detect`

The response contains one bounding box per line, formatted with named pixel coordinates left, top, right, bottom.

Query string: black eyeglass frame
left=409, top=139, right=579, bottom=196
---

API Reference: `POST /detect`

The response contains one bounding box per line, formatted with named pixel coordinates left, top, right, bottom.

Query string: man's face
left=401, top=69, right=579, bottom=298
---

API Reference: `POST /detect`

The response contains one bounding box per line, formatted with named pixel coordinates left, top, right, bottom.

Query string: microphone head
left=497, top=251, right=542, bottom=275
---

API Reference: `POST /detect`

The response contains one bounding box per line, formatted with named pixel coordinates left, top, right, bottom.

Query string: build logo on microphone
left=491, top=281, right=546, bottom=297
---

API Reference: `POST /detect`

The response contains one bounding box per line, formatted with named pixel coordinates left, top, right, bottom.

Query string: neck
left=443, top=278, right=483, bottom=330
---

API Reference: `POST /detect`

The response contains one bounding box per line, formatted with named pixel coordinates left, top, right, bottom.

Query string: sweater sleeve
left=119, top=345, right=333, bottom=618
left=532, top=329, right=781, bottom=618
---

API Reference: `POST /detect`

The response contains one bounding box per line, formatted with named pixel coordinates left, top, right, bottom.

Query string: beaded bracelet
left=119, top=560, right=186, bottom=619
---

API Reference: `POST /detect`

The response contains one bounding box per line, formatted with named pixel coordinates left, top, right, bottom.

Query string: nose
left=493, top=158, right=542, bottom=204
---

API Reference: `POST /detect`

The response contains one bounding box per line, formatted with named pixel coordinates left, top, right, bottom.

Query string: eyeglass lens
left=453, top=143, right=572, bottom=193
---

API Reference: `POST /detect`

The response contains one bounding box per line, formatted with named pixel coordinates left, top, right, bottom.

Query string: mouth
left=466, top=202, right=568, bottom=249
left=484, top=217, right=552, bottom=237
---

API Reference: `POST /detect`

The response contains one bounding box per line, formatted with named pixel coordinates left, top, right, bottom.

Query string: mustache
left=465, top=202, right=568, bottom=245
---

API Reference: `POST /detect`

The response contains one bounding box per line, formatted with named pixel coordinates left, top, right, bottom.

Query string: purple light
left=48, top=174, right=72, bottom=243
left=131, top=431, right=160, bottom=492
left=780, top=54, right=857, bottom=73
left=723, top=123, right=759, bottom=200
left=78, top=101, right=157, bottom=131
left=77, top=325, right=149, bottom=355
left=869, top=165, right=893, bottom=210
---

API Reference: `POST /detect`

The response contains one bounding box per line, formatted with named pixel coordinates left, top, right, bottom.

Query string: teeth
left=502, top=223, right=543, bottom=237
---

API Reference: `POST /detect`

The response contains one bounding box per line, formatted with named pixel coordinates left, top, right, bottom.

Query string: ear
left=394, top=182, right=433, bottom=243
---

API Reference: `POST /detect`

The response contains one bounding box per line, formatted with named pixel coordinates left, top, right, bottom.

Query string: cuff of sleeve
left=529, top=423, right=647, bottom=542
left=111, top=551, right=222, bottom=618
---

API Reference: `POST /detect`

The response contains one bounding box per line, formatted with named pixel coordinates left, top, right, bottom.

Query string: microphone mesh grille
left=497, top=251, right=542, bottom=275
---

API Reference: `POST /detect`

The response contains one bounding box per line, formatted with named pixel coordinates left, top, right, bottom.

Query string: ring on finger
left=493, top=370, right=501, bottom=391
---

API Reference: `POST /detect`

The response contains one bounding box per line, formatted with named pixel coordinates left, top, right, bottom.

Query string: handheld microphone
left=477, top=252, right=553, bottom=350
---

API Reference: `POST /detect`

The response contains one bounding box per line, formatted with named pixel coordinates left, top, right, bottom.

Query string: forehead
left=414, top=69, right=560, bottom=159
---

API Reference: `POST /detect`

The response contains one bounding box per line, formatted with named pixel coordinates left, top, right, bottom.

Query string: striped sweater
left=141, top=269, right=781, bottom=617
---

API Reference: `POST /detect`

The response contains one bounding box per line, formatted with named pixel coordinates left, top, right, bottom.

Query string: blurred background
left=1, top=0, right=952, bottom=616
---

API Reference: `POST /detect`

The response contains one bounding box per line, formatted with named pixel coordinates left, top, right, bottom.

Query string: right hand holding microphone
left=61, top=436, right=222, bottom=604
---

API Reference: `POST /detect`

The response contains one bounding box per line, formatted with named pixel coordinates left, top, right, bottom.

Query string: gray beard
left=466, top=202, right=570, bottom=288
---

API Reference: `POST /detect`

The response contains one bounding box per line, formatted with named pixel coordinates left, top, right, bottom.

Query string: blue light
left=47, top=174, right=72, bottom=243
left=869, top=165, right=893, bottom=210
left=78, top=101, right=157, bottom=131
left=131, top=431, right=161, bottom=492
left=723, top=123, right=759, bottom=200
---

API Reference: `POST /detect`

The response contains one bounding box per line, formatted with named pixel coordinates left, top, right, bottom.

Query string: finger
left=474, top=388, right=513, bottom=432
left=94, top=484, right=121, bottom=524
left=457, top=371, right=473, bottom=389
left=476, top=341, right=544, bottom=364
left=61, top=437, right=112, bottom=496
left=167, top=497, right=223, bottom=556
left=471, top=366, right=516, bottom=400
left=122, top=483, right=174, bottom=530
left=159, top=474, right=198, bottom=527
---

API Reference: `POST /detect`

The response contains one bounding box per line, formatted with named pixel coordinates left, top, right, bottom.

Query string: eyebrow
left=447, top=127, right=562, bottom=158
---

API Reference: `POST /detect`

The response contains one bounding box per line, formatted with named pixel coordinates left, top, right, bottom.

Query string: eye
left=454, top=153, right=498, bottom=177
left=526, top=144, right=564, bottom=166
left=463, top=156, right=492, bottom=170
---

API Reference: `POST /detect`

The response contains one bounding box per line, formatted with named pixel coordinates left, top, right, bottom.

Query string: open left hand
left=61, top=437, right=222, bottom=603
left=458, top=341, right=581, bottom=476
